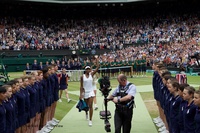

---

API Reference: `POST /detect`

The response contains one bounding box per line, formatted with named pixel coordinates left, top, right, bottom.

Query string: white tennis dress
left=83, top=73, right=95, bottom=99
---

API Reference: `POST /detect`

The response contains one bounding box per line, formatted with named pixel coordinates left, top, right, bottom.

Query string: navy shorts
left=60, top=84, right=67, bottom=90
left=30, top=106, right=36, bottom=118
left=54, top=90, right=59, bottom=101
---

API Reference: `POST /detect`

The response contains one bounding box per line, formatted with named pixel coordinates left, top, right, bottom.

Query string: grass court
left=8, top=72, right=200, bottom=132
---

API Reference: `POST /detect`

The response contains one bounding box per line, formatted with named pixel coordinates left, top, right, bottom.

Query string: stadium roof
left=19, top=0, right=173, bottom=4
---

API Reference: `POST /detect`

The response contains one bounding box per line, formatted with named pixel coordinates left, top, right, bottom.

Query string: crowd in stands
left=0, top=2, right=200, bottom=70
left=1, top=13, right=200, bottom=68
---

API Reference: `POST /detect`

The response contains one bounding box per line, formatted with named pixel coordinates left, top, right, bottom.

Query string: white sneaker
left=94, top=105, right=98, bottom=110
left=49, top=120, right=58, bottom=126
left=52, top=118, right=60, bottom=123
left=153, top=118, right=162, bottom=124
left=42, top=127, right=51, bottom=133
left=153, top=116, right=160, bottom=121
left=89, top=121, right=92, bottom=126
left=46, top=125, right=54, bottom=130
left=158, top=126, right=166, bottom=132
left=86, top=114, right=89, bottom=120
left=68, top=99, right=71, bottom=103
left=58, top=99, right=62, bottom=102
left=159, top=130, right=169, bottom=133
left=45, top=123, right=54, bottom=130
left=153, top=117, right=161, bottom=121
left=156, top=122, right=165, bottom=127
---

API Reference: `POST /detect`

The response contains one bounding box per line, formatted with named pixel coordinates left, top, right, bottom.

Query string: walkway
left=51, top=85, right=158, bottom=133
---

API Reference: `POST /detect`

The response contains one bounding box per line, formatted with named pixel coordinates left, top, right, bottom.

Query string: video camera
left=98, top=76, right=112, bottom=132
left=98, top=76, right=111, bottom=97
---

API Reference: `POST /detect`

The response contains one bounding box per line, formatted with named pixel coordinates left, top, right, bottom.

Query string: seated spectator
left=32, top=59, right=38, bottom=70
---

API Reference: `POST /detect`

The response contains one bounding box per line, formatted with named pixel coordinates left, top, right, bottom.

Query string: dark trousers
left=114, top=107, right=133, bottom=133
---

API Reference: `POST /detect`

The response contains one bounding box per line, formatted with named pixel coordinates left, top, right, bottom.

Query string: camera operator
left=108, top=74, right=136, bottom=133
left=79, top=57, right=100, bottom=127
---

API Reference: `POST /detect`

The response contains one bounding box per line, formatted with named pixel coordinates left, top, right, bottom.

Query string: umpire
left=108, top=74, right=136, bottom=133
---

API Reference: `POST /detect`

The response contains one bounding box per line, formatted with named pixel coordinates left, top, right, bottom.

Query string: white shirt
left=83, top=73, right=93, bottom=93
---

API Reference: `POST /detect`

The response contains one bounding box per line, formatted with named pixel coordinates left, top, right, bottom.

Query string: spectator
left=32, top=60, right=38, bottom=70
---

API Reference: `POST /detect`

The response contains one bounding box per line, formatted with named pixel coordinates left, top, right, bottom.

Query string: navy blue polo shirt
left=38, top=81, right=45, bottom=113
left=10, top=94, right=17, bottom=131
left=169, top=95, right=182, bottom=133
left=53, top=73, right=59, bottom=91
left=15, top=88, right=26, bottom=127
left=162, top=85, right=169, bottom=109
left=165, top=93, right=173, bottom=129
left=34, top=82, right=40, bottom=113
left=27, top=85, right=37, bottom=118
left=50, top=74, right=55, bottom=94
left=183, top=101, right=196, bottom=133
left=164, top=91, right=172, bottom=118
left=152, top=71, right=159, bottom=100
left=47, top=77, right=52, bottom=97
left=41, top=79, right=47, bottom=101
left=4, top=99, right=15, bottom=133
left=195, top=107, right=200, bottom=133
left=24, top=87, right=30, bottom=123
left=16, top=89, right=26, bottom=115
left=0, top=103, right=6, bottom=133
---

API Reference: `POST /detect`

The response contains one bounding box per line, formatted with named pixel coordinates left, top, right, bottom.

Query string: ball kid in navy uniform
left=152, top=62, right=164, bottom=124
left=21, top=76, right=30, bottom=133
left=2, top=84, right=15, bottom=133
left=48, top=64, right=60, bottom=126
left=7, top=80, right=20, bottom=131
left=52, top=64, right=60, bottom=124
left=40, top=68, right=50, bottom=131
left=167, top=77, right=182, bottom=133
left=30, top=71, right=41, bottom=132
left=156, top=68, right=169, bottom=132
left=162, top=75, right=172, bottom=131
left=58, top=68, right=70, bottom=102
left=7, top=80, right=20, bottom=132
left=178, top=83, right=189, bottom=133
left=45, top=66, right=54, bottom=128
left=48, top=65, right=56, bottom=122
left=36, top=71, right=45, bottom=130
left=193, top=88, right=200, bottom=133
left=27, top=75, right=37, bottom=133
left=182, top=86, right=197, bottom=133
left=22, top=76, right=31, bottom=133
left=158, top=71, right=171, bottom=131
left=15, top=78, right=27, bottom=133
left=0, top=86, right=7, bottom=133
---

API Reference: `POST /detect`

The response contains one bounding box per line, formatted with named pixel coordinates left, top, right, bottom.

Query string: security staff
left=108, top=74, right=136, bottom=133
